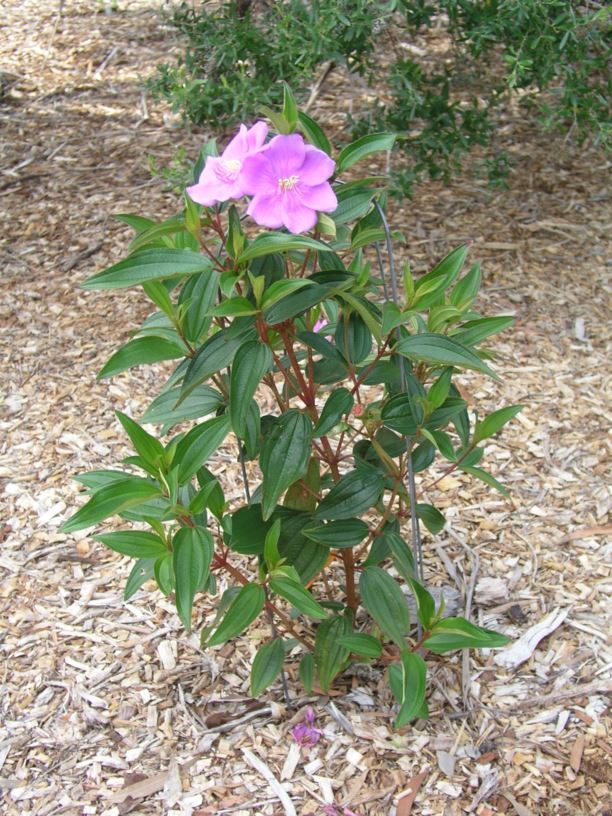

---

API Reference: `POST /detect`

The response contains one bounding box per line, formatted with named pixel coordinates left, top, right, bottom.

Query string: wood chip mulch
left=0, top=2, right=610, bottom=815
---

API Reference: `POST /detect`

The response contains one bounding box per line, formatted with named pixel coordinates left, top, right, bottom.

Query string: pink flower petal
left=298, top=182, right=337, bottom=213
left=247, top=193, right=284, bottom=229
left=299, top=145, right=336, bottom=185
left=280, top=192, right=318, bottom=234
left=265, top=133, right=306, bottom=178
left=240, top=153, right=277, bottom=196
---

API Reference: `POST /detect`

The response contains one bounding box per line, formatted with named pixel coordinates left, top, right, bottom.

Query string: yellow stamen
left=223, top=159, right=241, bottom=173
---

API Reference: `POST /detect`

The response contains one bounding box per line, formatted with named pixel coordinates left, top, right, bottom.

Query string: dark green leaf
left=381, top=394, right=418, bottom=436
left=83, top=248, right=212, bottom=290
left=95, top=530, right=167, bottom=559
left=315, top=470, right=384, bottom=520
left=250, top=637, right=286, bottom=696
left=181, top=327, right=256, bottom=399
left=98, top=337, right=186, bottom=380
left=206, top=583, right=265, bottom=647
left=141, top=385, right=223, bottom=429
left=298, top=111, right=332, bottom=155
left=260, top=410, right=312, bottom=520
left=174, top=415, right=231, bottom=483
left=407, top=579, right=436, bottom=628
left=61, top=478, right=161, bottom=533
left=173, top=526, right=213, bottom=630
left=303, top=518, right=369, bottom=549
left=264, top=283, right=328, bottom=324
left=451, top=315, right=514, bottom=347
left=124, top=558, right=156, bottom=600
left=335, top=312, right=372, bottom=365
left=337, top=133, right=397, bottom=174
left=474, top=405, right=524, bottom=443
left=269, top=576, right=328, bottom=619
left=416, top=503, right=446, bottom=534
left=154, top=552, right=174, bottom=595
left=423, top=617, right=510, bottom=653
left=338, top=633, right=382, bottom=659
left=314, top=614, right=351, bottom=692
left=229, top=505, right=272, bottom=555
left=461, top=465, right=509, bottom=496
left=388, top=532, right=417, bottom=581
left=314, top=387, right=354, bottom=437
left=238, top=233, right=328, bottom=263
left=450, top=262, right=481, bottom=309
left=261, top=279, right=313, bottom=309
left=359, top=566, right=410, bottom=649
left=394, top=652, right=428, bottom=727
left=116, top=412, right=165, bottom=470
left=230, top=341, right=272, bottom=438
left=397, top=333, right=500, bottom=380
left=299, top=653, right=315, bottom=693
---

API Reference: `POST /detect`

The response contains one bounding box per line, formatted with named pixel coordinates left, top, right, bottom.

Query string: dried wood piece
left=494, top=608, right=569, bottom=669
left=241, top=747, right=297, bottom=816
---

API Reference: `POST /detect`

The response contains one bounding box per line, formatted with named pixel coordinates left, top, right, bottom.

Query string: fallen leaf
left=396, top=770, right=428, bottom=816
left=569, top=735, right=585, bottom=773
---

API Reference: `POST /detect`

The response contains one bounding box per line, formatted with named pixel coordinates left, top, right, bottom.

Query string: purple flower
left=241, top=133, right=337, bottom=234
left=186, top=121, right=268, bottom=207
left=291, top=706, right=322, bottom=747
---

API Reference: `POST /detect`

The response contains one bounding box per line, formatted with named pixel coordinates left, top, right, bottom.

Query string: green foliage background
left=149, top=0, right=610, bottom=194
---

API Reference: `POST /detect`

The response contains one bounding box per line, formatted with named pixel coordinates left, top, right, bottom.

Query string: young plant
left=63, top=88, right=517, bottom=725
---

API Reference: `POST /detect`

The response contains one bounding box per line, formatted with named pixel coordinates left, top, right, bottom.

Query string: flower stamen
left=278, top=174, right=299, bottom=191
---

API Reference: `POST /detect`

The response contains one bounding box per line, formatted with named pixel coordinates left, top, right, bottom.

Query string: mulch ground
left=0, top=2, right=610, bottom=815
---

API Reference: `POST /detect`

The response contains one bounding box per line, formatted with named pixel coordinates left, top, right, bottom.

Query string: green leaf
left=460, top=465, right=509, bottom=496
left=299, top=653, right=315, bottom=693
left=407, top=579, right=436, bottom=629
left=388, top=532, right=417, bottom=582
left=98, top=337, right=186, bottom=380
left=298, top=111, right=332, bottom=155
left=173, top=415, right=231, bottom=483
left=261, top=279, right=313, bottom=310
left=335, top=291, right=381, bottom=343
left=141, top=385, right=224, bottom=429
left=260, top=410, right=312, bottom=520
left=474, top=405, right=524, bottom=443
left=116, top=412, right=165, bottom=470
left=381, top=393, right=418, bottom=436
left=450, top=262, right=481, bottom=309
left=315, top=470, right=384, bottom=520
left=314, top=614, right=350, bottom=692
left=303, top=518, right=369, bottom=549
left=83, top=248, right=212, bottom=290
left=250, top=638, right=286, bottom=696
left=336, top=133, right=397, bottom=174
left=269, top=576, right=328, bottom=620
left=124, top=558, right=156, bottom=600
left=95, top=530, right=167, bottom=559
left=427, top=368, right=453, bottom=410
left=412, top=246, right=467, bottom=306
left=61, top=478, right=161, bottom=533
left=116, top=213, right=156, bottom=233
left=230, top=341, right=272, bottom=438
left=338, top=633, right=382, bottom=659
left=142, top=280, right=175, bottom=318
left=359, top=566, right=410, bottom=649
left=332, top=186, right=375, bottom=224
left=423, top=617, right=510, bottom=653
left=154, top=552, right=174, bottom=595
left=282, top=82, right=299, bottom=130
left=264, top=283, right=328, bottom=324
left=129, top=215, right=187, bottom=253
left=451, top=315, right=514, bottom=347
left=206, top=583, right=265, bottom=647
left=173, top=526, right=213, bottom=630
left=264, top=519, right=282, bottom=569
left=229, top=504, right=273, bottom=555
left=238, top=233, right=328, bottom=263
left=397, top=333, right=500, bottom=380
left=208, top=297, right=256, bottom=317
left=181, top=327, right=256, bottom=399
left=381, top=301, right=411, bottom=335
left=416, top=503, right=446, bottom=534
left=335, top=311, right=372, bottom=365
left=313, top=387, right=353, bottom=437
left=393, top=652, right=428, bottom=727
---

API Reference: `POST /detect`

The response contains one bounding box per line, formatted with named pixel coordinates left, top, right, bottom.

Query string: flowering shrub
left=63, top=88, right=519, bottom=725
